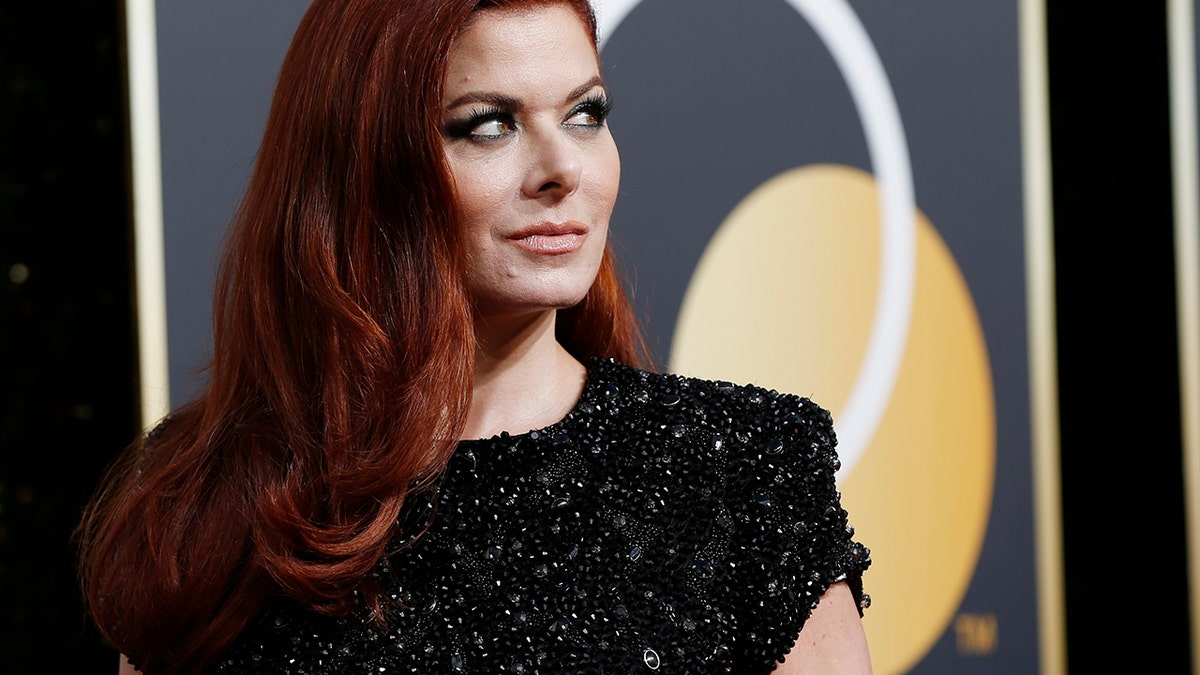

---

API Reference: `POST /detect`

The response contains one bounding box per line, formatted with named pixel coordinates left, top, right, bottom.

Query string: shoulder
left=590, top=357, right=827, bottom=413
left=588, top=357, right=837, bottom=461
left=585, top=357, right=846, bottom=517
left=589, top=359, right=869, bottom=666
left=143, top=414, right=174, bottom=448
left=137, top=404, right=201, bottom=455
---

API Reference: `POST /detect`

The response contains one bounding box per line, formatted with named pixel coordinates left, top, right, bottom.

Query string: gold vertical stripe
left=1168, top=1, right=1200, bottom=670
left=124, top=0, right=171, bottom=430
left=1019, top=0, right=1066, bottom=673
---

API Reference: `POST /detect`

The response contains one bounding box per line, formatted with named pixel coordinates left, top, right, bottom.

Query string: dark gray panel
left=157, top=2, right=308, bottom=405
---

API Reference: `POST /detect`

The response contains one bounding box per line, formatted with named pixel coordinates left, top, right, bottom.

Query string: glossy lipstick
left=508, top=221, right=587, bottom=254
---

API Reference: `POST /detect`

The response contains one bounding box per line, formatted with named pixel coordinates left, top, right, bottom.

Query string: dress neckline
left=456, top=357, right=613, bottom=447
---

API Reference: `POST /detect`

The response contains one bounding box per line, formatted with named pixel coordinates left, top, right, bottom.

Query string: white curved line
left=595, top=0, right=917, bottom=479
left=784, top=0, right=916, bottom=479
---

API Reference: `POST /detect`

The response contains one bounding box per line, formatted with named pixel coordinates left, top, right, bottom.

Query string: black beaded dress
left=208, top=358, right=871, bottom=674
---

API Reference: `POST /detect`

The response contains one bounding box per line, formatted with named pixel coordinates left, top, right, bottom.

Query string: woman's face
left=442, top=4, right=619, bottom=321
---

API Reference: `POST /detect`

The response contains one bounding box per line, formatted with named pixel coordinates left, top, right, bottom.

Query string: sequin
left=208, top=358, right=869, bottom=674
left=767, top=437, right=784, bottom=455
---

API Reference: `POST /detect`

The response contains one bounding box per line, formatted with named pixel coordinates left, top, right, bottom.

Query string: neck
left=464, top=310, right=587, bottom=440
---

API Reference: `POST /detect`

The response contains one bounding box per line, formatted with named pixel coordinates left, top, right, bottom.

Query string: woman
left=77, top=0, right=871, bottom=673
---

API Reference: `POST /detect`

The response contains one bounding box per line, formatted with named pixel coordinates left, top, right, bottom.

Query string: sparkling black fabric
left=209, top=358, right=870, bottom=674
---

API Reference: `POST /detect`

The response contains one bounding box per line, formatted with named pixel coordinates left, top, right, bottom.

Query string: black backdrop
left=0, top=1, right=1192, bottom=673
left=1047, top=2, right=1192, bottom=671
left=0, top=1, right=138, bottom=673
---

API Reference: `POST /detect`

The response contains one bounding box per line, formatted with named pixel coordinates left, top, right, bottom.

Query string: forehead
left=445, top=5, right=599, bottom=98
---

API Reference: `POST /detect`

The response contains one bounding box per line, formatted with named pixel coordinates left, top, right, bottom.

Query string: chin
left=470, top=261, right=602, bottom=317
left=532, top=286, right=596, bottom=313
left=472, top=285, right=595, bottom=320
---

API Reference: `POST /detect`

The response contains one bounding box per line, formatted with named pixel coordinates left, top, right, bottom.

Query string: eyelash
left=445, top=93, right=613, bottom=141
left=444, top=106, right=511, bottom=140
left=568, top=93, right=613, bottom=127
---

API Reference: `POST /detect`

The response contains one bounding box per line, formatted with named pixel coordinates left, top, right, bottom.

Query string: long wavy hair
left=76, top=1, right=646, bottom=672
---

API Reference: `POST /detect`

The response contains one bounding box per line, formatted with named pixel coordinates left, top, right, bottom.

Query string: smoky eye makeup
left=564, top=91, right=613, bottom=128
left=443, top=105, right=518, bottom=141
left=442, top=88, right=612, bottom=141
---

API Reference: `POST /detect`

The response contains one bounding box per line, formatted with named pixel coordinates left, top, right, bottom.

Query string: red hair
left=76, top=1, right=646, bottom=673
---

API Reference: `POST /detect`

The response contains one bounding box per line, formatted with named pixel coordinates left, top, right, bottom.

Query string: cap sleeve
left=717, top=392, right=871, bottom=670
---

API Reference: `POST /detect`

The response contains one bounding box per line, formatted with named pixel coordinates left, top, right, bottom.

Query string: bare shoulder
left=774, top=582, right=872, bottom=674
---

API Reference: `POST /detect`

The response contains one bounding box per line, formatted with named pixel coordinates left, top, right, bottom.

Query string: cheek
left=606, top=148, right=621, bottom=208
left=592, top=141, right=621, bottom=214
left=450, top=159, right=510, bottom=229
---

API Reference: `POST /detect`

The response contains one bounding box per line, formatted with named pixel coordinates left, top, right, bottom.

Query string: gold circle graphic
left=670, top=165, right=995, bottom=674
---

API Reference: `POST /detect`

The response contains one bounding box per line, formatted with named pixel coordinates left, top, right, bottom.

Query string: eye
left=470, top=116, right=516, bottom=139
left=444, top=107, right=518, bottom=141
left=564, top=93, right=612, bottom=129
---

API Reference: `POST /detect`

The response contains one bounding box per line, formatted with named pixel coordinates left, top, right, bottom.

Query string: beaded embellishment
left=211, top=358, right=870, bottom=674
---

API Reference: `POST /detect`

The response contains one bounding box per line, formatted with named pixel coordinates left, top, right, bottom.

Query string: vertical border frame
left=1020, top=0, right=1066, bottom=673
left=1167, top=1, right=1200, bottom=671
left=123, top=0, right=171, bottom=430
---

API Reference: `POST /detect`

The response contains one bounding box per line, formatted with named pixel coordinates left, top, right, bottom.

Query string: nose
left=521, top=129, right=582, bottom=201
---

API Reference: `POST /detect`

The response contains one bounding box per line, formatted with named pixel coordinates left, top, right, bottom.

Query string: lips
left=507, top=221, right=588, bottom=254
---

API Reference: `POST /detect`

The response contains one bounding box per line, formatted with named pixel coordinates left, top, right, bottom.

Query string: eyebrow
left=444, top=75, right=605, bottom=111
